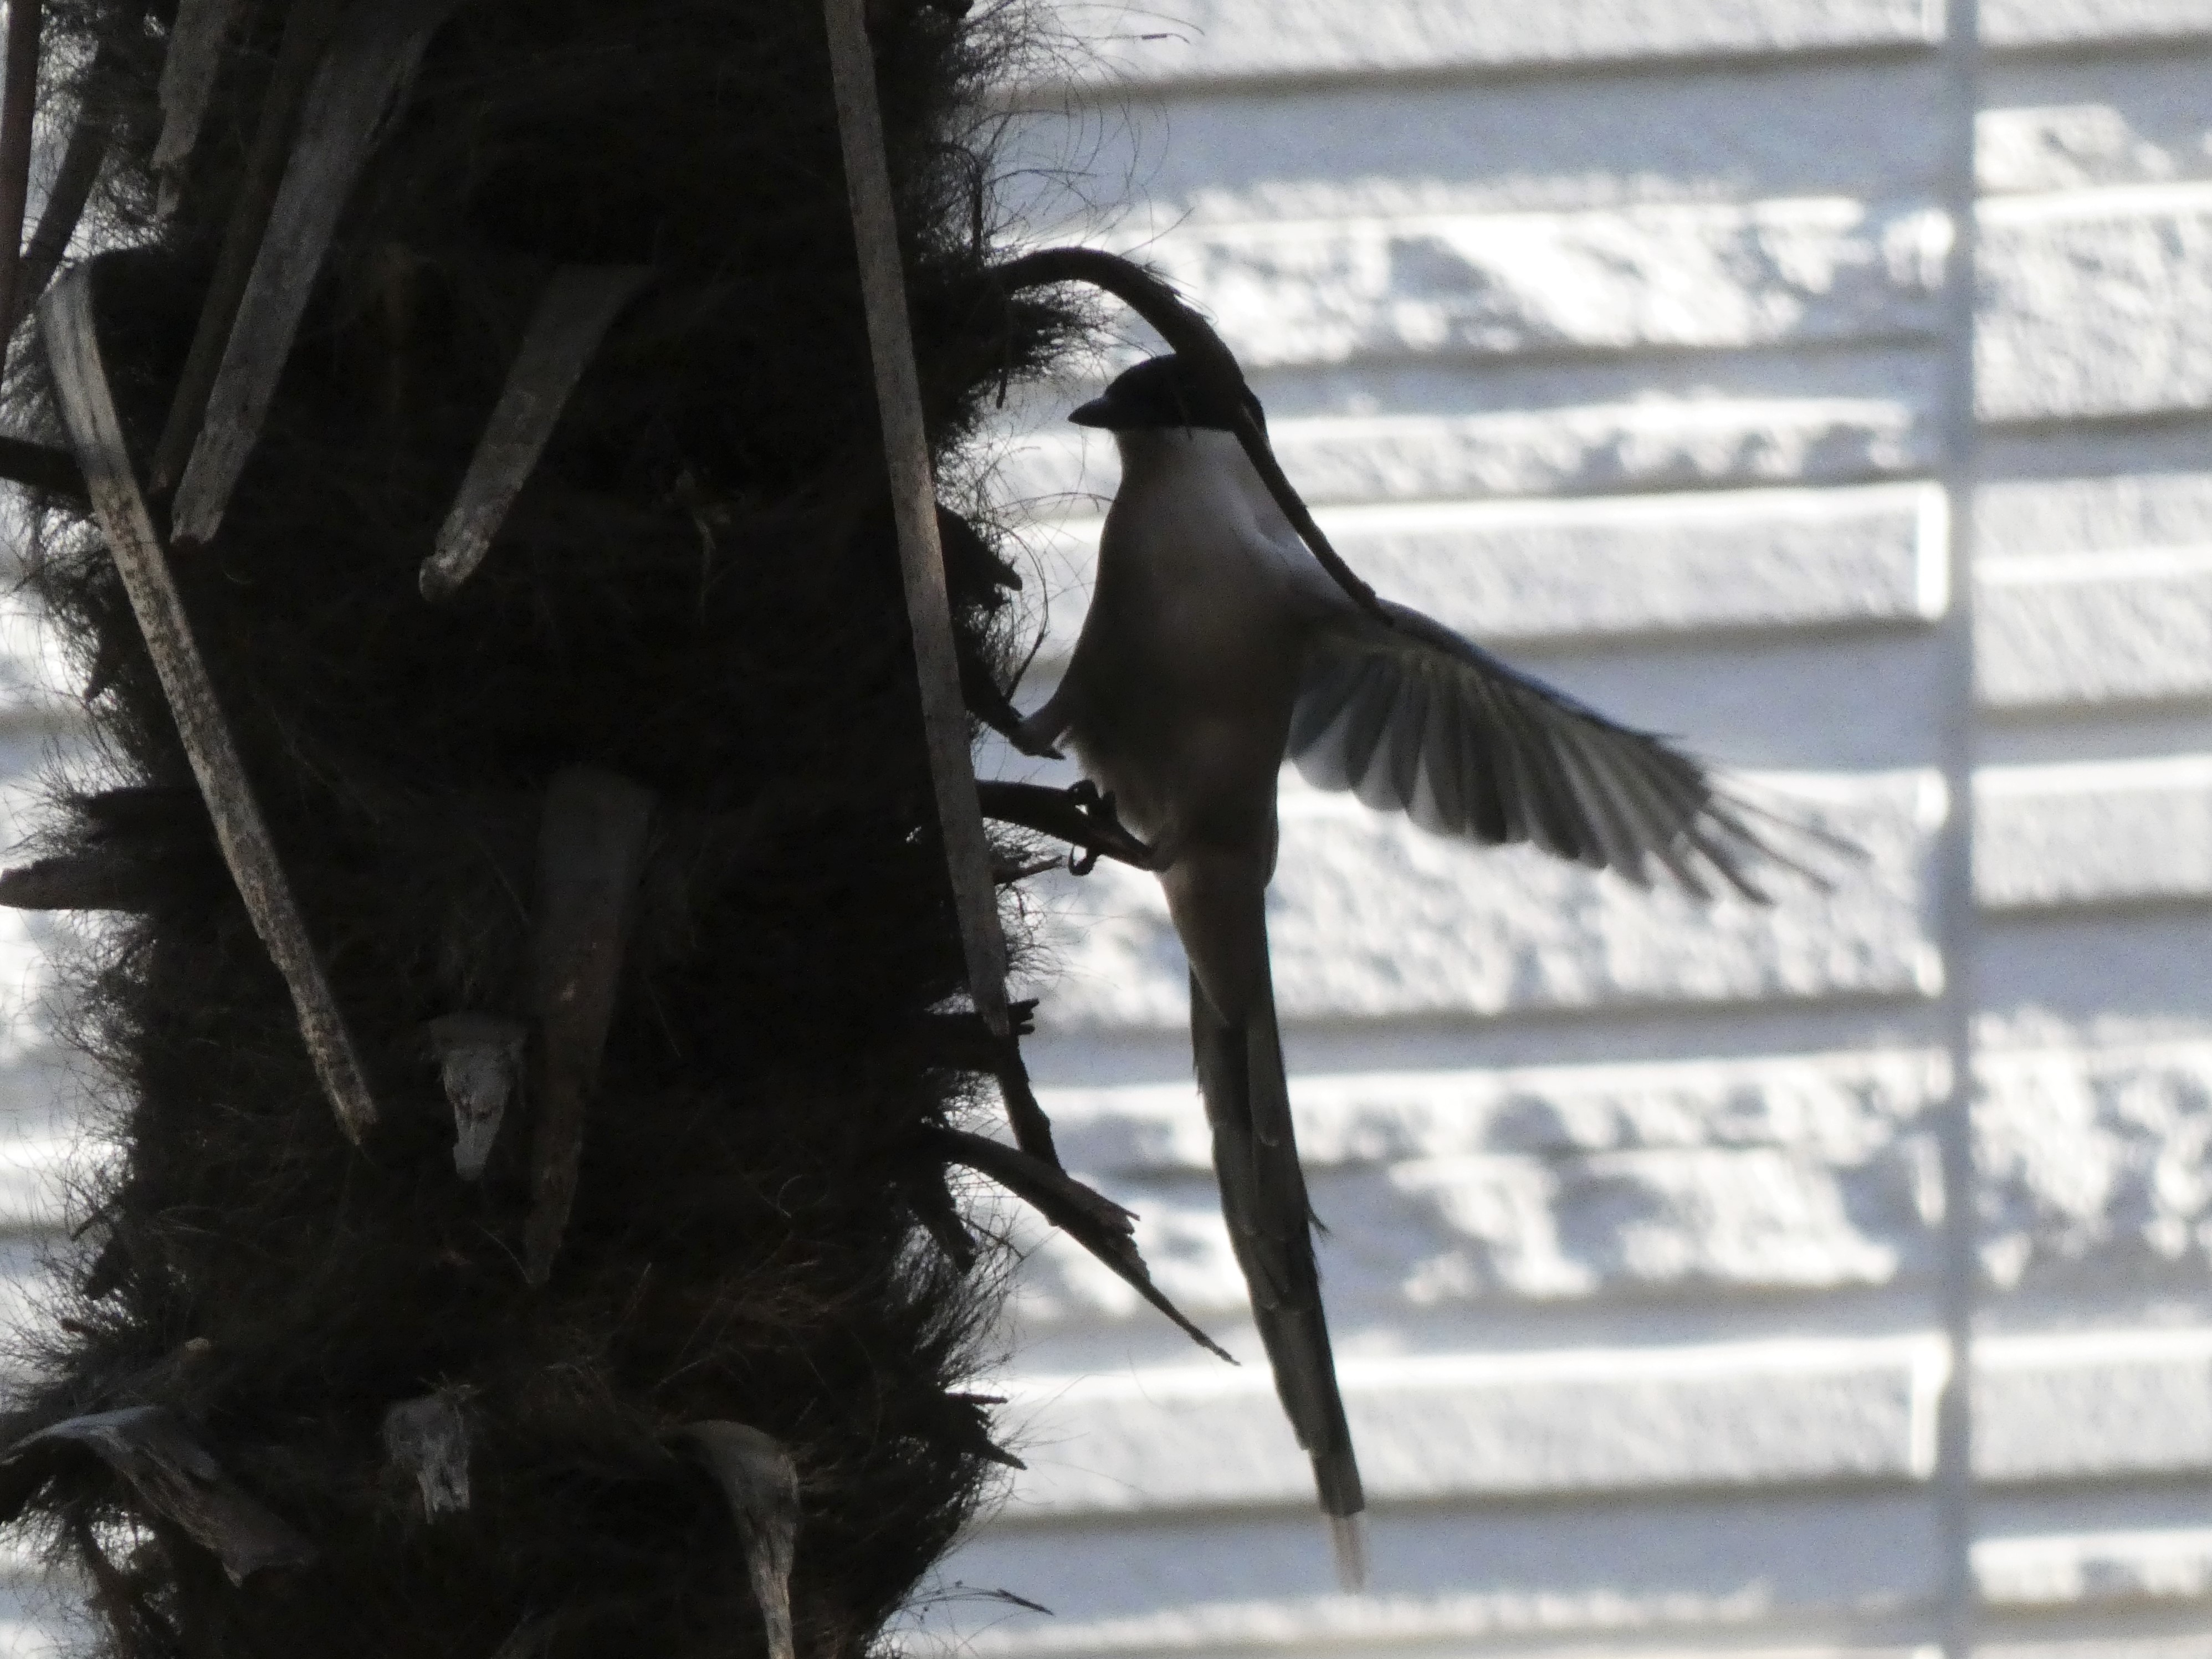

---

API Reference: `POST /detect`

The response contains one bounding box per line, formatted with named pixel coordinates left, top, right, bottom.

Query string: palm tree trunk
left=0, top=3, right=1080, bottom=1654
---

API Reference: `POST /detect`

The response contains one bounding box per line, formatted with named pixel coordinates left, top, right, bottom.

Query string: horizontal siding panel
left=1023, top=483, right=1943, bottom=663
left=1024, top=772, right=1936, bottom=1029
left=1975, top=1331, right=2212, bottom=1483
left=1015, top=1037, right=2212, bottom=1324
left=941, top=1494, right=1939, bottom=1659
left=938, top=1570, right=2212, bottom=1657
left=1978, top=471, right=2212, bottom=561
left=993, top=394, right=1932, bottom=510
left=1928, top=1642, right=2212, bottom=1659
left=949, top=1587, right=1932, bottom=1658
left=1976, top=549, right=2212, bottom=711
left=1979, top=186, right=2212, bottom=423
left=1975, top=1528, right=2212, bottom=1609
left=1977, top=757, right=2212, bottom=909
left=1048, top=0, right=1939, bottom=86
left=981, top=1329, right=2212, bottom=1525
left=1984, top=0, right=2212, bottom=47
left=1977, top=1040, right=2212, bottom=1290
left=997, top=1340, right=1938, bottom=1515
left=1038, top=1047, right=1945, bottom=1177
left=1015, top=1051, right=1940, bottom=1323
left=1018, top=1052, right=1939, bottom=1318
left=1013, top=65, right=1945, bottom=229
left=1046, top=0, right=2212, bottom=83
left=939, top=1367, right=2212, bottom=1656
left=1981, top=55, right=2212, bottom=197
left=1078, top=191, right=2212, bottom=423
left=1012, top=1139, right=1928, bottom=1321
left=1003, top=203, right=2212, bottom=442
left=955, top=1611, right=1925, bottom=1659
left=1143, top=198, right=1948, bottom=367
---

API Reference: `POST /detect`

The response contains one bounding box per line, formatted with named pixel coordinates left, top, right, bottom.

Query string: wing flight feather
left=1289, top=602, right=1827, bottom=896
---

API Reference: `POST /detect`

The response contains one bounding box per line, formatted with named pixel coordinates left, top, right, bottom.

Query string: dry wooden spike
left=0, top=0, right=40, bottom=338
left=151, top=0, right=345, bottom=493
left=40, top=263, right=381, bottom=1141
left=914, top=998, right=1036, bottom=1071
left=152, top=0, right=242, bottom=216
left=0, top=432, right=82, bottom=498
left=991, top=1039, right=1058, bottom=1169
left=931, top=1127, right=1231, bottom=1361
left=671, top=1422, right=800, bottom=1659
left=420, top=264, right=652, bottom=600
left=17, top=124, right=104, bottom=325
left=12, top=41, right=118, bottom=334
left=899, top=1163, right=977, bottom=1272
left=170, top=0, right=464, bottom=545
left=1, top=1406, right=315, bottom=1584
left=0, top=851, right=150, bottom=910
left=908, top=997, right=1058, bottom=1165
left=428, top=1011, right=527, bottom=1179
left=381, top=1390, right=471, bottom=1519
left=823, top=0, right=1012, bottom=1039
left=944, top=1392, right=1025, bottom=1470
left=521, top=767, right=656, bottom=1285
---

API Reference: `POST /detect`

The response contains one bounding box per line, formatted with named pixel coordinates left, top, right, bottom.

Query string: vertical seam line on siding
left=1936, top=0, right=1981, bottom=1653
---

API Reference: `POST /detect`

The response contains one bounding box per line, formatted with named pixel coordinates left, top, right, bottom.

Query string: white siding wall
left=925, top=3, right=2212, bottom=1656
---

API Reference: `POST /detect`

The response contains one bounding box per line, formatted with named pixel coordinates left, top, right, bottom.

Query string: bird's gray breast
left=1057, top=445, right=1317, bottom=850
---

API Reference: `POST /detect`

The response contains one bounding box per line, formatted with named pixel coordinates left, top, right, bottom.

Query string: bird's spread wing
left=1288, top=601, right=1821, bottom=902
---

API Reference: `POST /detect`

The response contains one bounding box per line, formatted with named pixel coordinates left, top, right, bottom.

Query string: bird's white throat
left=1109, top=426, right=1294, bottom=540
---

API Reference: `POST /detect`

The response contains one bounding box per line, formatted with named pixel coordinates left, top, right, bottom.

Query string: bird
left=1014, top=353, right=1820, bottom=1586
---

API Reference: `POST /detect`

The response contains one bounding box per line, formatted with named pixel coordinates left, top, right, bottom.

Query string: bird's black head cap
left=1069, top=355, right=1266, bottom=434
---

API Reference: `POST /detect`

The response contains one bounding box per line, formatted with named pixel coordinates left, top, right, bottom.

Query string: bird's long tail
left=1190, top=956, right=1367, bottom=1586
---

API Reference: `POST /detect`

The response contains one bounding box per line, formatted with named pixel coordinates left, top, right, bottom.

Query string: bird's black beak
left=1068, top=394, right=1118, bottom=428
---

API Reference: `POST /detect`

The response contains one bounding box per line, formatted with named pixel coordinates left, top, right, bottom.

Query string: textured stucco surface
left=927, top=6, right=2212, bottom=1658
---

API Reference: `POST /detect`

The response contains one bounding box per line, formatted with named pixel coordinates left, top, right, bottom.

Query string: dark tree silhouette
left=0, top=2, right=1149, bottom=1655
